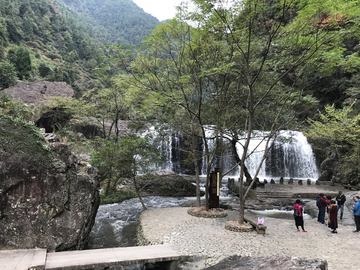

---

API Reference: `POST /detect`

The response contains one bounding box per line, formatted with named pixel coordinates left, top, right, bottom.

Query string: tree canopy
left=105, top=0, right=360, bottom=219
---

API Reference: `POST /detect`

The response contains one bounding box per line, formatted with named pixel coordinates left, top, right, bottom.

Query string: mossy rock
left=0, top=115, right=53, bottom=169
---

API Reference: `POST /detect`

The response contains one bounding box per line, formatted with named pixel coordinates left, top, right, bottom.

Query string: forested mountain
left=0, top=0, right=160, bottom=93
left=2, top=0, right=360, bottom=191
left=61, top=0, right=160, bottom=45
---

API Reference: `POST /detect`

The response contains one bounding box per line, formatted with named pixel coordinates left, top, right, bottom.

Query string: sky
left=132, top=0, right=182, bottom=21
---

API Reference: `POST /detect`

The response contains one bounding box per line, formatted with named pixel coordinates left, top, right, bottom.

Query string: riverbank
left=137, top=188, right=360, bottom=269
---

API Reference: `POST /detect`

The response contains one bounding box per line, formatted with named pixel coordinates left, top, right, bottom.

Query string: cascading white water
left=225, top=130, right=319, bottom=180
left=151, top=127, right=318, bottom=180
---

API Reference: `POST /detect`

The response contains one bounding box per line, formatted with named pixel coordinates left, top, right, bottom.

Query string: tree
left=38, top=62, right=52, bottom=77
left=177, top=0, right=357, bottom=225
left=0, top=60, right=18, bottom=90
left=114, top=19, right=228, bottom=209
left=0, top=18, right=8, bottom=60
left=7, top=46, right=32, bottom=80
left=306, top=103, right=360, bottom=185
left=70, top=84, right=130, bottom=142
left=90, top=134, right=161, bottom=210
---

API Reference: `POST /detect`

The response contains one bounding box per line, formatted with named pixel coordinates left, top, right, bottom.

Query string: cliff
left=0, top=115, right=100, bottom=251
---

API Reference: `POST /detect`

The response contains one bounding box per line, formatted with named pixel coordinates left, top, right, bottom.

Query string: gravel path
left=138, top=205, right=359, bottom=269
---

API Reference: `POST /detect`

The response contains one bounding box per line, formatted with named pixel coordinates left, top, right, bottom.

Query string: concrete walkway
left=0, top=245, right=182, bottom=270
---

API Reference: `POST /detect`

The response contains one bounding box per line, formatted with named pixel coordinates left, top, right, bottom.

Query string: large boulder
left=132, top=172, right=199, bottom=197
left=0, top=115, right=100, bottom=251
left=2, top=81, right=74, bottom=106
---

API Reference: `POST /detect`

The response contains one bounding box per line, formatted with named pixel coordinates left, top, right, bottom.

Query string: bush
left=38, top=62, right=52, bottom=77
left=100, top=189, right=137, bottom=205
left=7, top=46, right=32, bottom=80
left=0, top=60, right=18, bottom=90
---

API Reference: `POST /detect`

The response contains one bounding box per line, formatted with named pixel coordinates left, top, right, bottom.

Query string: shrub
left=100, top=189, right=137, bottom=205
left=0, top=60, right=18, bottom=90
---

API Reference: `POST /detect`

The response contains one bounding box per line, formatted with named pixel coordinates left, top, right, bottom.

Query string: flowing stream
left=88, top=196, right=191, bottom=249
left=88, top=186, right=308, bottom=269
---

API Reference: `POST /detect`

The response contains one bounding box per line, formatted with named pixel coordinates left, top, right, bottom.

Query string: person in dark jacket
left=317, top=193, right=327, bottom=224
left=328, top=200, right=338, bottom=233
left=336, top=191, right=346, bottom=220
left=352, top=196, right=360, bottom=232
left=293, top=195, right=305, bottom=206
left=294, top=199, right=307, bottom=232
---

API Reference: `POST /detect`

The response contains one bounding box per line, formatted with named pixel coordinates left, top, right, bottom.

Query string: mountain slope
left=61, top=0, right=160, bottom=45
left=0, top=0, right=161, bottom=92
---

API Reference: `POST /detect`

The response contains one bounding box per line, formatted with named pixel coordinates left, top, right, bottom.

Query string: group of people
left=293, top=191, right=360, bottom=233
left=316, top=192, right=343, bottom=233
left=316, top=191, right=338, bottom=233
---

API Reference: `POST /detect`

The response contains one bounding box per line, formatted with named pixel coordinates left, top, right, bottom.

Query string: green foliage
left=61, top=0, right=160, bottom=46
left=0, top=0, right=163, bottom=92
left=0, top=18, right=8, bottom=60
left=0, top=59, right=18, bottom=90
left=306, top=103, right=360, bottom=183
left=7, top=45, right=32, bottom=80
left=0, top=0, right=103, bottom=90
left=307, top=104, right=360, bottom=148
left=0, top=93, right=32, bottom=119
left=110, top=0, right=360, bottom=214
left=69, top=84, right=131, bottom=140
left=0, top=114, right=53, bottom=168
left=90, top=134, right=161, bottom=195
left=38, top=62, right=52, bottom=77
left=100, top=189, right=137, bottom=205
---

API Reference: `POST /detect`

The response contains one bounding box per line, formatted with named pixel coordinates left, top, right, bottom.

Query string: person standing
left=325, top=195, right=332, bottom=225
left=328, top=200, right=338, bottom=233
left=294, top=199, right=307, bottom=232
left=352, top=196, right=360, bottom=232
left=316, top=193, right=327, bottom=224
left=336, top=191, right=346, bottom=220
left=294, top=195, right=305, bottom=206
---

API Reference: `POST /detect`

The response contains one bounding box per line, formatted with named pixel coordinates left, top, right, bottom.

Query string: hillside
left=0, top=0, right=160, bottom=93
left=61, top=0, right=160, bottom=46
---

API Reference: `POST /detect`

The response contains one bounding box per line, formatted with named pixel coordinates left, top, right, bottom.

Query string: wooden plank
left=45, top=245, right=181, bottom=270
left=0, top=249, right=47, bottom=270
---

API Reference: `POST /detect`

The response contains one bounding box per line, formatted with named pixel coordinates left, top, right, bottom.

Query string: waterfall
left=228, top=130, right=319, bottom=180
left=154, top=129, right=318, bottom=180
left=148, top=128, right=194, bottom=175
left=265, top=131, right=318, bottom=179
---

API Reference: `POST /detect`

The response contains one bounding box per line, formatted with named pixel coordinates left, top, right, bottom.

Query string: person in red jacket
left=328, top=200, right=338, bottom=233
left=293, top=199, right=307, bottom=232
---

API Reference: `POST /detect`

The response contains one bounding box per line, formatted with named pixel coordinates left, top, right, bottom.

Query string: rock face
left=135, top=172, right=199, bottom=197
left=0, top=115, right=100, bottom=251
left=2, top=81, right=74, bottom=106
left=204, top=255, right=328, bottom=270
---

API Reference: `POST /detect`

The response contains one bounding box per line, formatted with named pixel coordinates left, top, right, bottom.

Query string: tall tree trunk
left=133, top=175, right=147, bottom=210
left=105, top=169, right=112, bottom=196
left=230, top=138, right=252, bottom=180
left=132, top=160, right=147, bottom=210
left=191, top=123, right=201, bottom=207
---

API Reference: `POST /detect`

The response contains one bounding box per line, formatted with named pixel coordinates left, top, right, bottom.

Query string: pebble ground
left=138, top=206, right=360, bottom=269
